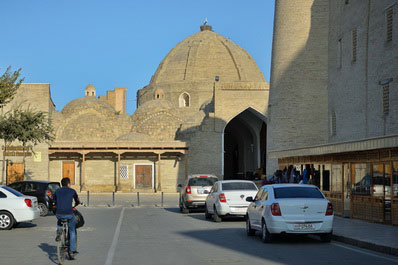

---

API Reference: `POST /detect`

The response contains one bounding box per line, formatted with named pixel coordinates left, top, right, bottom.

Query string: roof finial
left=200, top=18, right=212, bottom=32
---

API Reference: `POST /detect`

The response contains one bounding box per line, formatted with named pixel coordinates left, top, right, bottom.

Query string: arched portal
left=223, top=108, right=267, bottom=180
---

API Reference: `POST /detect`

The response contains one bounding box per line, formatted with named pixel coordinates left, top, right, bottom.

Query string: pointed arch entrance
left=223, top=108, right=267, bottom=180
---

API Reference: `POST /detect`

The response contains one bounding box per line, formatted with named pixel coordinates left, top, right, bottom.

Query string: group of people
left=261, top=165, right=313, bottom=185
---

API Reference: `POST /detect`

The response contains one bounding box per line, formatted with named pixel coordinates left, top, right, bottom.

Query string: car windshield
left=2, top=186, right=24, bottom=197
left=222, top=182, right=257, bottom=191
left=188, top=177, right=217, bottom=186
left=274, top=187, right=324, bottom=199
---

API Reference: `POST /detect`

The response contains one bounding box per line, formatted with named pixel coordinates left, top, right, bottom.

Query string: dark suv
left=8, top=180, right=60, bottom=216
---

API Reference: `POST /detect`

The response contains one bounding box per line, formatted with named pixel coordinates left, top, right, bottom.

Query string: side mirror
left=246, top=196, right=254, bottom=202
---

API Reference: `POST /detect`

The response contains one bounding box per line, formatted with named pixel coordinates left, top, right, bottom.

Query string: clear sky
left=0, top=0, right=275, bottom=114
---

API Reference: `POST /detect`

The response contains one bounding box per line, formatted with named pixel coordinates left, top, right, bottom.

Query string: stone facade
left=268, top=0, right=398, bottom=163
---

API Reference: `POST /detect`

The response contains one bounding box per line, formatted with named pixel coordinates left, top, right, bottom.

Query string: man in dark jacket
left=54, top=177, right=80, bottom=259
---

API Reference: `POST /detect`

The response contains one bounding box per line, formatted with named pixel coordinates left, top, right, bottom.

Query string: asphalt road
left=1, top=207, right=397, bottom=265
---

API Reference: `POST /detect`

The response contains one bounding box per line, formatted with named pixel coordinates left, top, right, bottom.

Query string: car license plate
left=197, top=188, right=204, bottom=194
left=293, top=224, right=315, bottom=231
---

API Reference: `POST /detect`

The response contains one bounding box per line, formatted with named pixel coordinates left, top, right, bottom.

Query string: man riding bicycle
left=54, top=177, right=80, bottom=260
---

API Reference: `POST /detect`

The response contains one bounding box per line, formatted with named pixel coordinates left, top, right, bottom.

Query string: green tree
left=0, top=67, right=24, bottom=184
left=12, top=107, right=54, bottom=174
left=0, top=66, right=24, bottom=109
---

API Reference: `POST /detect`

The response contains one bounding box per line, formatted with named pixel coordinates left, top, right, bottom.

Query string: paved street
left=1, top=206, right=398, bottom=265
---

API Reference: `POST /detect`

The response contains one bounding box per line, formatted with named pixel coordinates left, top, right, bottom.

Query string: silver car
left=178, top=174, right=218, bottom=213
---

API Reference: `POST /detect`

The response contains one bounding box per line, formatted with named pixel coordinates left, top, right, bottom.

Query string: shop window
left=372, top=164, right=385, bottom=196
left=322, top=165, right=330, bottom=191
left=331, top=164, right=342, bottom=193
left=393, top=161, right=398, bottom=197
left=352, top=163, right=371, bottom=195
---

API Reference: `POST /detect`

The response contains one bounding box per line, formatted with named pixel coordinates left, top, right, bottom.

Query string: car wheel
left=246, top=215, right=255, bottom=236
left=213, top=207, right=222, bottom=223
left=261, top=220, right=273, bottom=243
left=320, top=232, right=332, bottom=243
left=0, top=211, right=15, bottom=230
left=204, top=204, right=212, bottom=219
left=38, top=203, right=49, bottom=216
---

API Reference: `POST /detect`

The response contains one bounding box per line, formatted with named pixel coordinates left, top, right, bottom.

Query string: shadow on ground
left=164, top=207, right=246, bottom=222
left=177, top=228, right=329, bottom=265
left=14, top=222, right=37, bottom=229
left=38, top=243, right=58, bottom=264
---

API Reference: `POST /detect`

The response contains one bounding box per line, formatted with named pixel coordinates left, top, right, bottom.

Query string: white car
left=205, top=180, right=258, bottom=222
left=0, top=185, right=40, bottom=230
left=246, top=184, right=333, bottom=243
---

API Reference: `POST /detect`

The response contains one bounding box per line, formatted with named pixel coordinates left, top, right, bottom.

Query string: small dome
left=150, top=29, right=265, bottom=84
left=56, top=113, right=131, bottom=141
left=62, top=97, right=115, bottom=116
left=133, top=99, right=174, bottom=120
left=131, top=99, right=182, bottom=140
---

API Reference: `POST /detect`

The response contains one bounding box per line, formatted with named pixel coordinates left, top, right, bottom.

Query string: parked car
left=8, top=181, right=60, bottom=216
left=246, top=184, right=334, bottom=243
left=205, top=180, right=258, bottom=222
left=0, top=185, right=40, bottom=230
left=178, top=174, right=218, bottom=213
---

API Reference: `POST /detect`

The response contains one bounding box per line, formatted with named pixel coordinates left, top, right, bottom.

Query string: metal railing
left=80, top=191, right=178, bottom=208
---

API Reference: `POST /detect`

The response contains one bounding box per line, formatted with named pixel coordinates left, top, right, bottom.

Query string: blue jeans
left=56, top=215, right=76, bottom=252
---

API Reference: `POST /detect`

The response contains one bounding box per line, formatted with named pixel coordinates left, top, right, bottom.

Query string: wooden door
left=63, top=161, right=75, bottom=185
left=7, top=163, right=24, bottom=184
left=135, top=165, right=152, bottom=189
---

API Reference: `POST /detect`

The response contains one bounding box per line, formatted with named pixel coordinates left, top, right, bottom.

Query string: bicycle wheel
left=57, top=232, right=67, bottom=265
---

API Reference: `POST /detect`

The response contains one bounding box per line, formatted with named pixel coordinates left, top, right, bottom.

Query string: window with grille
left=386, top=7, right=393, bottom=42
left=331, top=111, right=336, bottom=136
left=382, top=83, right=390, bottom=115
left=120, top=165, right=128, bottom=180
left=351, top=29, right=357, bottom=62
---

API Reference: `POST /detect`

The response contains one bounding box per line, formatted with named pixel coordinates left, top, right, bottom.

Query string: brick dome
left=150, top=27, right=265, bottom=84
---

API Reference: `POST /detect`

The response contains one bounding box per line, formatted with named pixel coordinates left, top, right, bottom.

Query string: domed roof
left=62, top=96, right=115, bottom=116
left=56, top=113, right=131, bottom=141
left=150, top=26, right=265, bottom=84
left=131, top=99, right=182, bottom=140
left=133, top=99, right=174, bottom=120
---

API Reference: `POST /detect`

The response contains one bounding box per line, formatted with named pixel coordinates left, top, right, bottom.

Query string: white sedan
left=205, top=180, right=258, bottom=222
left=0, top=185, right=40, bottom=230
left=246, top=184, right=333, bottom=243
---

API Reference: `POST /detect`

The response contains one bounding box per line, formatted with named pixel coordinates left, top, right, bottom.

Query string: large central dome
left=150, top=26, right=265, bottom=84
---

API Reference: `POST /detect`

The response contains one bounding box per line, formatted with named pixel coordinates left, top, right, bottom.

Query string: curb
left=332, top=234, right=398, bottom=256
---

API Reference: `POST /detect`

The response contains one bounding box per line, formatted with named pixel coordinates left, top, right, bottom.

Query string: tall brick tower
left=267, top=0, right=329, bottom=173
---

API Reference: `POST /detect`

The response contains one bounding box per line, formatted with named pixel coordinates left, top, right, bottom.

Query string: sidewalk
left=332, top=216, right=398, bottom=256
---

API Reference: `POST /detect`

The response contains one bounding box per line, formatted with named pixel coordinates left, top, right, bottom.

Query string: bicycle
left=56, top=207, right=81, bottom=265
left=57, top=218, right=78, bottom=264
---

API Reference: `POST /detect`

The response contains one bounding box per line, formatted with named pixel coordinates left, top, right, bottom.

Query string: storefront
left=278, top=147, right=398, bottom=225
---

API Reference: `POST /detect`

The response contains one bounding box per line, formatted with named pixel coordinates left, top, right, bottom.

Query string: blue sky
left=0, top=0, right=275, bottom=114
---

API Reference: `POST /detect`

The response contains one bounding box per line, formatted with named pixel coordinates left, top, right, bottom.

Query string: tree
left=0, top=67, right=24, bottom=184
left=0, top=66, right=24, bottom=109
left=12, top=107, right=54, bottom=174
